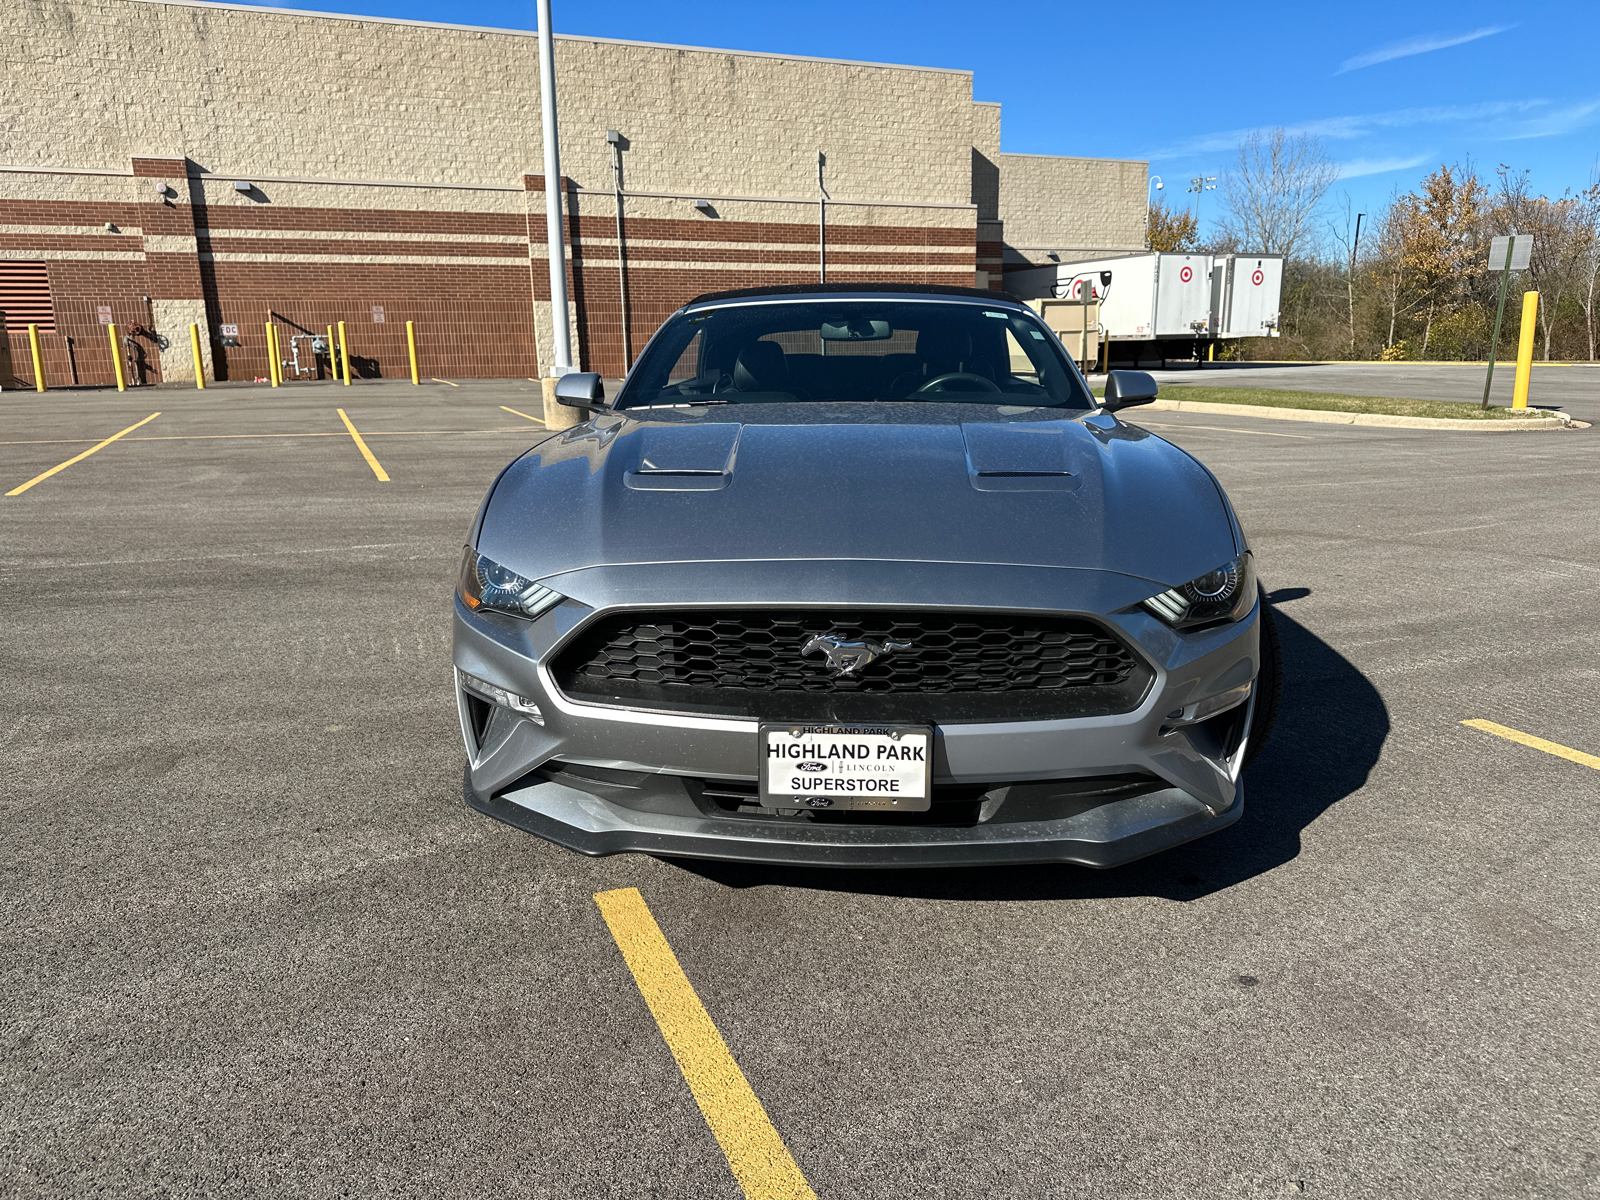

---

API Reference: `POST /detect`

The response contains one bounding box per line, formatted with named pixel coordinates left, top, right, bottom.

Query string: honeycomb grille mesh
left=553, top=609, right=1141, bottom=698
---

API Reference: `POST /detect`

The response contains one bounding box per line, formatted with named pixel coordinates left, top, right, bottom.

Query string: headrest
left=916, top=327, right=972, bottom=363
left=732, top=340, right=790, bottom=391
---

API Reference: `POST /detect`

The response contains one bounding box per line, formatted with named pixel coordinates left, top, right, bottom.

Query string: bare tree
left=1326, top=194, right=1367, bottom=355
left=1217, top=128, right=1339, bottom=260
left=1368, top=194, right=1425, bottom=351
left=1568, top=175, right=1600, bottom=360
left=1493, top=166, right=1590, bottom=359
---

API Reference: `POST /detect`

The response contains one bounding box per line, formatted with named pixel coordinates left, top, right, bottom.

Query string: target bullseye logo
left=1252, top=269, right=1265, bottom=286
left=1179, top=266, right=1193, bottom=283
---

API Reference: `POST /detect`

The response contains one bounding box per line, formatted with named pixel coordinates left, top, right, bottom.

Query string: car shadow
left=666, top=598, right=1387, bottom=902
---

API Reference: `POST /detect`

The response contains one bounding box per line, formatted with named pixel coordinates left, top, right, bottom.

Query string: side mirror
left=1101, top=370, right=1157, bottom=413
left=554, top=372, right=607, bottom=410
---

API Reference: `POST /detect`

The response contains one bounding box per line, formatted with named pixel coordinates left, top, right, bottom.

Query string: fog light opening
left=1159, top=682, right=1252, bottom=737
left=458, top=670, right=545, bottom=725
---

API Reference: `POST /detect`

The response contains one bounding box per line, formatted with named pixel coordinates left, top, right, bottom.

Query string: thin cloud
left=1145, top=100, right=1549, bottom=159
left=1336, top=154, right=1434, bottom=180
left=1336, top=26, right=1514, bottom=74
left=1505, top=99, right=1600, bottom=140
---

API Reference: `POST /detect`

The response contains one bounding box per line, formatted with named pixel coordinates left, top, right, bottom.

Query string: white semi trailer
left=1005, top=252, right=1283, bottom=366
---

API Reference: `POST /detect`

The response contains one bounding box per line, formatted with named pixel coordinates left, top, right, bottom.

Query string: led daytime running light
left=458, top=546, right=565, bottom=619
left=1143, top=554, right=1254, bottom=630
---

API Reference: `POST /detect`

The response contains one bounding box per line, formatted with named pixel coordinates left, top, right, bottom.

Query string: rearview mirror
left=819, top=317, right=892, bottom=341
left=1101, top=370, right=1157, bottom=413
left=555, top=372, right=607, bottom=409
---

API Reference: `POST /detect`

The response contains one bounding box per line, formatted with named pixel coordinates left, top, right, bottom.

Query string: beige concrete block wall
left=998, top=152, right=1147, bottom=263
left=149, top=298, right=211, bottom=381
left=970, top=101, right=1001, bottom=221
left=2, top=0, right=977, bottom=206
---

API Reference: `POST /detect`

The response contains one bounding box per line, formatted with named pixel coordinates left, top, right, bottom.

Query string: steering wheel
left=913, top=372, right=1002, bottom=396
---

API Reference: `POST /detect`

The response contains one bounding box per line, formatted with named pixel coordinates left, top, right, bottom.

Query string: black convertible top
left=684, top=281, right=1026, bottom=307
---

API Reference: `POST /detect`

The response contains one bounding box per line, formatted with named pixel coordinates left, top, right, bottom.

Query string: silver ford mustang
left=453, top=284, right=1281, bottom=868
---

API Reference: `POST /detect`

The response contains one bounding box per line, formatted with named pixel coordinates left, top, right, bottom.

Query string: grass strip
left=1113, top=385, right=1558, bottom=421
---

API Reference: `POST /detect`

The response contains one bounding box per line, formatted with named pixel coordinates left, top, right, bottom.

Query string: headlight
left=457, top=546, right=565, bottom=619
left=1143, top=553, right=1255, bottom=629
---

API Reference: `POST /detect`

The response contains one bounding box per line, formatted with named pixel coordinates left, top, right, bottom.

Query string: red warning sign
left=1252, top=269, right=1265, bottom=286
left=1179, top=266, right=1193, bottom=283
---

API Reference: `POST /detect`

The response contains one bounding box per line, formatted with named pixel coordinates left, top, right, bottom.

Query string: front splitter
left=463, top=767, right=1242, bottom=869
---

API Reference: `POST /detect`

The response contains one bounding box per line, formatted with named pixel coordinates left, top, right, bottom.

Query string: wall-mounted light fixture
left=154, top=183, right=174, bottom=198
left=692, top=199, right=711, bottom=211
left=234, top=181, right=253, bottom=193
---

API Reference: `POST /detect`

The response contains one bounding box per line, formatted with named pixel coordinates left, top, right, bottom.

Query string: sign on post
left=1487, top=234, right=1533, bottom=271
left=1481, top=233, right=1535, bottom=408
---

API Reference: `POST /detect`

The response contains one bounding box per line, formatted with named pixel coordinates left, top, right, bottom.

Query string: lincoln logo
left=801, top=633, right=911, bottom=677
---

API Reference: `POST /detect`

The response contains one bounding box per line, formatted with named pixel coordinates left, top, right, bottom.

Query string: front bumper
left=453, top=560, right=1261, bottom=869
left=465, top=765, right=1243, bottom=869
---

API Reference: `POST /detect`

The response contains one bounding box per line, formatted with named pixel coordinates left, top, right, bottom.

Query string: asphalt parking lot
left=3, top=378, right=1597, bottom=1199
left=1148, top=360, right=1600, bottom=423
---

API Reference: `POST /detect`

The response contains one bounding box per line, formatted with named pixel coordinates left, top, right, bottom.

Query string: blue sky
left=242, top=0, right=1599, bottom=246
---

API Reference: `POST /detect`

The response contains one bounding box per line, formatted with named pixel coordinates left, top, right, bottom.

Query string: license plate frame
left=759, top=723, right=933, bottom=812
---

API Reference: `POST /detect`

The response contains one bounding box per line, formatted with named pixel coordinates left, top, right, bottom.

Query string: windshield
left=614, top=299, right=1095, bottom=411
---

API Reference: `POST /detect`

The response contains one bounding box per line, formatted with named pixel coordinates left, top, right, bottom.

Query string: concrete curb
left=1144, top=398, right=1584, bottom=431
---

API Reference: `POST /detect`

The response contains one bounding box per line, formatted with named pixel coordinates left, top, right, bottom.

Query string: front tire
left=1242, top=590, right=1282, bottom=766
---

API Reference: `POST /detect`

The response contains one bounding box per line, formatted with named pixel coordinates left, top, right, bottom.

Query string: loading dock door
left=1154, top=253, right=1212, bottom=337
left=1224, top=256, right=1283, bottom=336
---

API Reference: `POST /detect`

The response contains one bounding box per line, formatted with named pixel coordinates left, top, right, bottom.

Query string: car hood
left=476, top=407, right=1237, bottom=590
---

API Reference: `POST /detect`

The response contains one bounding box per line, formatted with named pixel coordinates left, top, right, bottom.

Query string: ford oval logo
left=796, top=762, right=828, bottom=773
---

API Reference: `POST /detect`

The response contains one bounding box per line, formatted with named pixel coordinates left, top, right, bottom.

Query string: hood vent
left=623, top=422, right=741, bottom=492
left=962, top=422, right=1080, bottom=493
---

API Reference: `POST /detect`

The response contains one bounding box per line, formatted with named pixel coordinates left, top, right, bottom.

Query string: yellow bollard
left=1511, top=291, right=1538, bottom=410
left=189, top=323, right=206, bottom=390
left=108, top=322, right=128, bottom=392
left=264, top=322, right=279, bottom=386
left=338, top=320, right=351, bottom=386
left=325, top=324, right=336, bottom=381
left=27, top=323, right=46, bottom=392
left=406, top=320, right=420, bottom=385
left=1207, top=341, right=1214, bottom=363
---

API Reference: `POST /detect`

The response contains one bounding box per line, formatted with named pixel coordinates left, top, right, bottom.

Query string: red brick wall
left=2, top=163, right=979, bottom=385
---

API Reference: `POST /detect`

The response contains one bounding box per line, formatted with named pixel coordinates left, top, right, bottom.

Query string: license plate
left=760, top=724, right=933, bottom=811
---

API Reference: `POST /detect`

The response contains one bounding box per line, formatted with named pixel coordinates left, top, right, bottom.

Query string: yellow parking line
left=500, top=405, right=546, bottom=425
left=335, top=408, right=390, bottom=482
left=1462, top=720, right=1600, bottom=770
left=0, top=428, right=536, bottom=447
left=6, top=411, right=161, bottom=497
left=595, top=888, right=815, bottom=1200
left=431, top=378, right=459, bottom=387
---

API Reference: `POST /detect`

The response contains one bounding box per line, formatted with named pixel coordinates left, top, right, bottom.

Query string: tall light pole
left=1187, top=174, right=1216, bottom=230
left=1146, top=175, right=1163, bottom=248
left=536, top=0, right=572, bottom=375
left=1347, top=211, right=1364, bottom=354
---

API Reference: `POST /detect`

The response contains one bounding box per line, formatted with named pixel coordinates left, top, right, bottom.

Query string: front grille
left=551, top=608, right=1152, bottom=722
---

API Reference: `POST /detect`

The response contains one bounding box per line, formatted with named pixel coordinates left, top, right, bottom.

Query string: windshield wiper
left=629, top=399, right=736, bottom=409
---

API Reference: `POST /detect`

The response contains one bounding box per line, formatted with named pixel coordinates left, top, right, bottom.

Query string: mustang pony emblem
left=801, top=633, right=912, bottom=677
